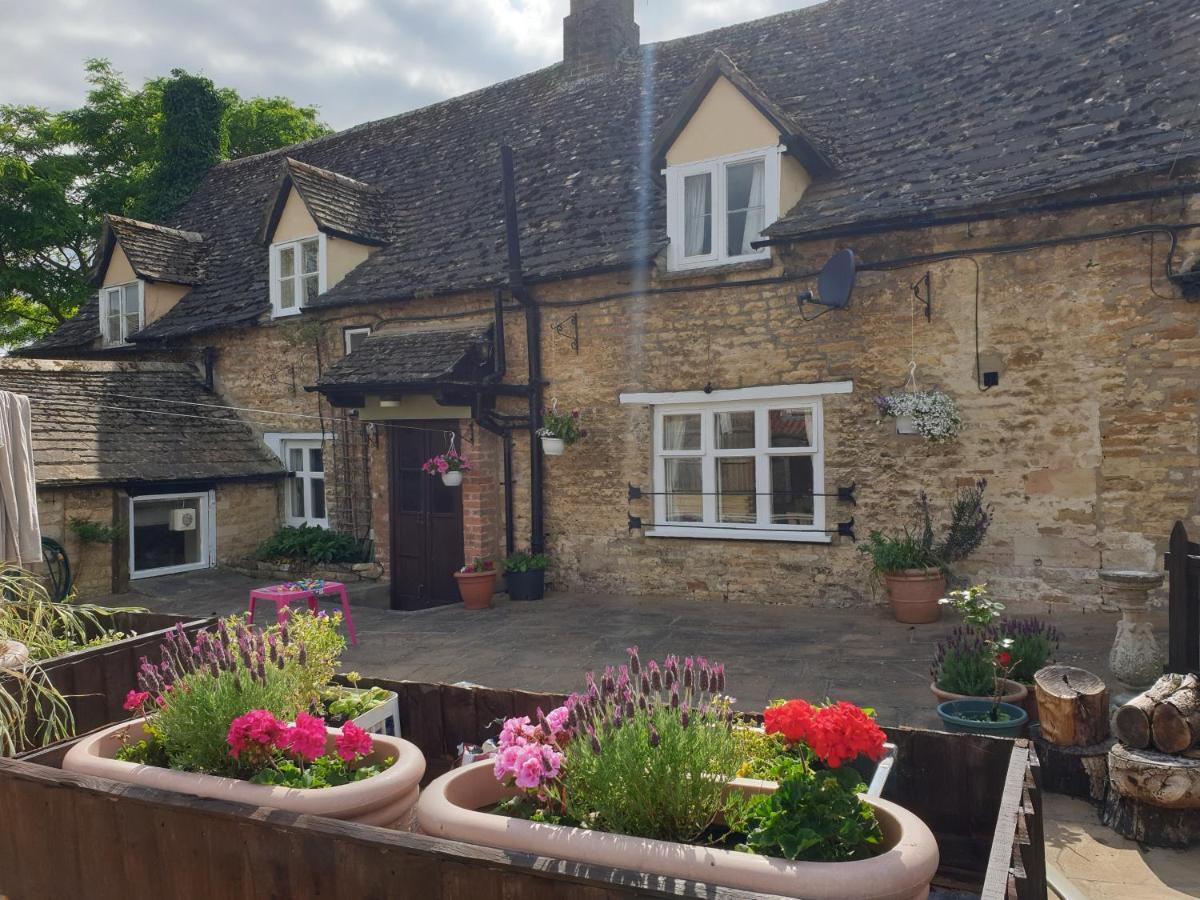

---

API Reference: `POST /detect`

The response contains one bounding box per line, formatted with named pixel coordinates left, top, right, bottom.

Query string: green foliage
left=1003, top=617, right=1061, bottom=684
left=67, top=516, right=127, bottom=545
left=932, top=632, right=996, bottom=696
left=860, top=480, right=991, bottom=574
left=732, top=759, right=883, bottom=862
left=0, top=568, right=139, bottom=661
left=563, top=700, right=742, bottom=843
left=934, top=480, right=992, bottom=563
left=503, top=551, right=549, bottom=573
left=857, top=528, right=940, bottom=574
left=250, top=753, right=392, bottom=789
left=323, top=685, right=391, bottom=723
left=254, top=525, right=364, bottom=567
left=538, top=406, right=584, bottom=444
left=939, top=584, right=1004, bottom=627
left=0, top=59, right=329, bottom=350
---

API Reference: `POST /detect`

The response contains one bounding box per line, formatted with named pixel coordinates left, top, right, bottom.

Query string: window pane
left=726, top=160, right=765, bottom=256
left=662, top=414, right=701, bottom=451
left=288, top=447, right=303, bottom=471
left=309, top=448, right=323, bottom=473
left=280, top=277, right=296, bottom=309
left=716, top=457, right=756, bottom=524
left=715, top=411, right=755, bottom=449
left=279, top=245, right=295, bottom=277
left=663, top=458, right=702, bottom=522
left=301, top=239, right=320, bottom=274
left=123, top=311, right=140, bottom=340
left=346, top=329, right=369, bottom=353
left=769, top=408, right=813, bottom=448
left=302, top=273, right=320, bottom=304
left=132, top=497, right=202, bottom=573
left=311, top=478, right=326, bottom=520
left=770, top=456, right=814, bottom=525
left=683, top=172, right=712, bottom=257
left=106, top=311, right=122, bottom=342
left=290, top=478, right=306, bottom=518
left=122, top=284, right=140, bottom=315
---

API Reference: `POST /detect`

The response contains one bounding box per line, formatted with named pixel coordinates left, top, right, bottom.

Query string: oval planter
left=62, top=718, right=426, bottom=829
left=930, top=679, right=1028, bottom=706
left=417, top=760, right=939, bottom=900
left=0, top=640, right=29, bottom=668
left=505, top=569, right=545, bottom=602
left=441, top=471, right=464, bottom=487
left=882, top=569, right=945, bottom=624
left=936, top=699, right=1028, bottom=738
left=540, top=436, right=566, bottom=456
left=454, top=570, right=497, bottom=609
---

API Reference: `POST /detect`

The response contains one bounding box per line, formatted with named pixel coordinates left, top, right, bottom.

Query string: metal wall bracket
left=628, top=514, right=643, bottom=531
left=628, top=483, right=643, bottom=501
left=553, top=313, right=579, bottom=353
left=837, top=517, right=856, bottom=542
left=912, top=271, right=932, bottom=321
left=838, top=483, right=857, bottom=506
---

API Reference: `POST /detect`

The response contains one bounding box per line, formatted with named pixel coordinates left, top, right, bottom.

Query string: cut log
left=1113, top=673, right=1184, bottom=750
left=1031, top=726, right=1113, bottom=802
left=1151, top=673, right=1200, bottom=754
left=1103, top=743, right=1200, bottom=847
left=1033, top=665, right=1110, bottom=747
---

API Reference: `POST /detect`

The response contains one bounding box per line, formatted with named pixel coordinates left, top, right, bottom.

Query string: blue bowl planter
left=936, top=699, right=1028, bottom=738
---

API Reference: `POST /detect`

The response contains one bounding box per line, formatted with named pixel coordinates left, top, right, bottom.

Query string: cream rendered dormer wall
left=102, top=243, right=189, bottom=326
left=665, top=75, right=811, bottom=215
left=272, top=187, right=376, bottom=286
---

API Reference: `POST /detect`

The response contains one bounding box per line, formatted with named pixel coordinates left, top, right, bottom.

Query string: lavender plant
left=931, top=627, right=996, bottom=696
left=561, top=649, right=742, bottom=842
left=997, top=617, right=1062, bottom=685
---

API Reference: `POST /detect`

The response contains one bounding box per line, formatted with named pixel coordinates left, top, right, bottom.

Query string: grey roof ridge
left=104, top=213, right=204, bottom=242
left=284, top=157, right=380, bottom=192
left=0, top=358, right=199, bottom=375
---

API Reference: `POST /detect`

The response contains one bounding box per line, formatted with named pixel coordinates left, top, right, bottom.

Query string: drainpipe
left=201, top=346, right=216, bottom=391
left=490, top=287, right=507, bottom=382
left=500, top=145, right=544, bottom=554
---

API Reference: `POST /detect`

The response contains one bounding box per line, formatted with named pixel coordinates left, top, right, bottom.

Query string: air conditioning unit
left=170, top=508, right=197, bottom=532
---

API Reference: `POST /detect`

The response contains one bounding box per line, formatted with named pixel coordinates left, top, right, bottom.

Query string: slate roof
left=314, top=327, right=494, bottom=392
left=261, top=159, right=390, bottom=246
left=93, top=215, right=206, bottom=286
left=0, top=360, right=285, bottom=487
left=33, top=0, right=1200, bottom=351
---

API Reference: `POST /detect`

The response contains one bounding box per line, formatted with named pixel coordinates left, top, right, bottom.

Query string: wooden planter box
left=1, top=677, right=1043, bottom=899
left=6, top=611, right=216, bottom=754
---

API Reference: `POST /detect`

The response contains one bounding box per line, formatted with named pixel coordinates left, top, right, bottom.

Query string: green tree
left=0, top=59, right=331, bottom=350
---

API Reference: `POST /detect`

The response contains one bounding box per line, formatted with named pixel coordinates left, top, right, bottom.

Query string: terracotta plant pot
left=454, top=570, right=496, bottom=609
left=0, top=640, right=29, bottom=668
left=882, top=569, right=946, bottom=624
left=417, top=760, right=939, bottom=900
left=930, top=679, right=1028, bottom=706
left=441, top=471, right=463, bottom=487
left=63, top=718, right=426, bottom=829
left=1020, top=687, right=1039, bottom=725
left=541, top=436, right=565, bottom=456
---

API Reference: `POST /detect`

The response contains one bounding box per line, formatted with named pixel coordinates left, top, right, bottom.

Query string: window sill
left=659, top=256, right=776, bottom=280
left=646, top=526, right=832, bottom=544
left=272, top=307, right=303, bottom=319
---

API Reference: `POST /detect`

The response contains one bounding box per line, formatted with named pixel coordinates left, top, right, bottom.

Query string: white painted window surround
left=129, top=491, right=215, bottom=579
left=264, top=433, right=330, bottom=528
left=100, top=280, right=144, bottom=346
left=620, top=382, right=852, bottom=543
left=665, top=146, right=781, bottom=272
left=269, top=233, right=327, bottom=318
left=343, top=326, right=371, bottom=355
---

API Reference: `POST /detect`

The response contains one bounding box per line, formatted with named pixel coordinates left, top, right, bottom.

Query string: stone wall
left=214, top=481, right=281, bottom=566
left=36, top=485, right=121, bottom=596
left=189, top=183, right=1200, bottom=611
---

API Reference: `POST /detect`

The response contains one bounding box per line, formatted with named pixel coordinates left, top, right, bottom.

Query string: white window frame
left=128, top=491, right=215, bottom=579
left=620, top=382, right=852, bottom=543
left=343, top=326, right=371, bottom=355
left=665, top=146, right=781, bottom=272
left=269, top=233, right=327, bottom=318
left=100, top=280, right=144, bottom=346
left=281, top=437, right=328, bottom=528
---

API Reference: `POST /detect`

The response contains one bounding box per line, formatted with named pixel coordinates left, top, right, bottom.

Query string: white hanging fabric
left=0, top=391, right=41, bottom=565
left=683, top=174, right=711, bottom=256
left=740, top=162, right=766, bottom=255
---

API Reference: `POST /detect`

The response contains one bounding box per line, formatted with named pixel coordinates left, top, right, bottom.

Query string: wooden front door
left=389, top=424, right=464, bottom=610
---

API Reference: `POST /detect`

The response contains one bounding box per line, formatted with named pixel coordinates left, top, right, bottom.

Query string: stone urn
left=63, top=718, right=426, bottom=829
left=1101, top=569, right=1165, bottom=697
left=417, top=760, right=939, bottom=900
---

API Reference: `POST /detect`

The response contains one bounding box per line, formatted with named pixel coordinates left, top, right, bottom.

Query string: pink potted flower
left=421, top=448, right=471, bottom=486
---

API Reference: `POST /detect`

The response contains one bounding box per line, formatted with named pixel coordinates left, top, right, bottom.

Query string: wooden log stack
left=1113, top=673, right=1200, bottom=753
left=1030, top=666, right=1113, bottom=802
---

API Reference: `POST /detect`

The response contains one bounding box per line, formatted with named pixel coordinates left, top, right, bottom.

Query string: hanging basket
left=875, top=390, right=963, bottom=443
left=541, top=436, right=566, bottom=457
left=441, top=471, right=464, bottom=487
left=895, top=415, right=919, bottom=435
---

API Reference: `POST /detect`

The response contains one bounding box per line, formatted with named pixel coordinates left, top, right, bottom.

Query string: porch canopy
left=310, top=326, right=496, bottom=420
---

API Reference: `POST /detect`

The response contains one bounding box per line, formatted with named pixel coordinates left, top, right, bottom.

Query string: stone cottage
left=24, top=0, right=1200, bottom=610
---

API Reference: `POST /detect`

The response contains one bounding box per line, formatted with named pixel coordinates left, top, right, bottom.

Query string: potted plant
left=417, top=649, right=938, bottom=898
left=62, top=616, right=425, bottom=827
left=537, top=404, right=584, bottom=456
left=875, top=390, right=963, bottom=442
left=999, top=616, right=1062, bottom=724
left=859, top=480, right=991, bottom=624
left=322, top=672, right=401, bottom=736
left=503, top=551, right=548, bottom=602
left=933, top=586, right=1029, bottom=737
left=421, top=448, right=471, bottom=486
left=454, top=558, right=497, bottom=610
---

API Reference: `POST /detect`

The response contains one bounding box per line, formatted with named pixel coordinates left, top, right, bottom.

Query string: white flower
left=878, top=390, right=963, bottom=442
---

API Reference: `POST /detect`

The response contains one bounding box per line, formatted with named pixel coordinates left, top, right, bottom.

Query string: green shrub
left=858, top=529, right=940, bottom=574
left=255, top=525, right=363, bottom=566
left=67, top=517, right=126, bottom=545
left=999, top=617, right=1062, bottom=684
left=503, top=551, right=548, bottom=573
left=931, top=628, right=996, bottom=696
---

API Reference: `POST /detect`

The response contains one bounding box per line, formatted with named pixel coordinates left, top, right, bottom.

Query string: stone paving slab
left=108, top=567, right=1161, bottom=730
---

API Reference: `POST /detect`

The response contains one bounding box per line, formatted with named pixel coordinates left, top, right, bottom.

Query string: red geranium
left=763, top=699, right=887, bottom=769
left=763, top=699, right=817, bottom=743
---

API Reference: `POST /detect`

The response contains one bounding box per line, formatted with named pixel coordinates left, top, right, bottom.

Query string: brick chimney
left=563, top=0, right=640, bottom=73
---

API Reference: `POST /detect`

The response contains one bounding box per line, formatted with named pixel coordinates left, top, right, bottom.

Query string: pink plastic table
left=247, top=581, right=358, bottom=645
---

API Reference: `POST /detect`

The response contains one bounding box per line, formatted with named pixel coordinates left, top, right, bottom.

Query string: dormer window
left=270, top=235, right=326, bottom=317
left=101, top=281, right=143, bottom=346
left=666, top=148, right=780, bottom=271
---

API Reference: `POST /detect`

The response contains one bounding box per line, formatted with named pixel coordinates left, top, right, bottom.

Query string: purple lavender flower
left=649, top=724, right=660, bottom=748
left=626, top=645, right=640, bottom=676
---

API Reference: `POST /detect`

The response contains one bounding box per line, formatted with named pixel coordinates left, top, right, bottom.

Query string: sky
left=0, top=0, right=821, bottom=132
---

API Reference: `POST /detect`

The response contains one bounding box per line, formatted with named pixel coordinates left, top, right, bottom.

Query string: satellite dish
left=797, top=248, right=856, bottom=310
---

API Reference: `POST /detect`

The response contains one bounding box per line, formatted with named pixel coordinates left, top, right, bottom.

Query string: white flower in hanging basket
left=875, top=390, right=964, bottom=443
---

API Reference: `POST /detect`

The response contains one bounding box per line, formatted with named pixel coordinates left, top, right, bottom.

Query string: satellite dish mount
left=797, top=248, right=857, bottom=314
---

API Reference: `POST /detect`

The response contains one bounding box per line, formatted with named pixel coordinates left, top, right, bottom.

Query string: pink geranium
left=280, top=711, right=328, bottom=761
left=123, top=689, right=150, bottom=712
left=227, top=709, right=286, bottom=759
left=335, top=721, right=375, bottom=762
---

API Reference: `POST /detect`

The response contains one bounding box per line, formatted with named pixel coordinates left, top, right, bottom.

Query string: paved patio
left=111, top=568, right=1155, bottom=730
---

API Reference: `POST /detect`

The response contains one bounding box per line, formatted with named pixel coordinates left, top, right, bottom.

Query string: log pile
left=1113, top=673, right=1200, bottom=753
